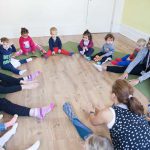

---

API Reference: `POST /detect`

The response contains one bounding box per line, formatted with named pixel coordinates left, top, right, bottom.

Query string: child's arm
left=29, top=37, right=36, bottom=51
left=11, top=45, right=17, bottom=52
left=79, top=40, right=84, bottom=48
left=102, top=47, right=115, bottom=57
left=57, top=37, right=62, bottom=50
left=19, top=38, right=27, bottom=54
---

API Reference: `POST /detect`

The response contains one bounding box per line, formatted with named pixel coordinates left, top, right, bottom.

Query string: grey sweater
left=125, top=47, right=150, bottom=82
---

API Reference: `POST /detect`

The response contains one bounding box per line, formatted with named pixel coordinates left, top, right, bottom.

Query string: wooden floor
left=1, top=33, right=148, bottom=150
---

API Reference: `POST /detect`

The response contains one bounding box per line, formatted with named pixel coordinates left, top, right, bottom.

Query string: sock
left=27, top=58, right=33, bottom=62
left=27, top=71, right=41, bottom=81
left=69, top=52, right=74, bottom=56
left=30, top=102, right=55, bottom=120
left=0, top=123, right=18, bottom=147
left=0, top=114, right=3, bottom=120
left=19, top=70, right=27, bottom=75
left=26, top=140, right=40, bottom=150
left=5, top=114, right=18, bottom=129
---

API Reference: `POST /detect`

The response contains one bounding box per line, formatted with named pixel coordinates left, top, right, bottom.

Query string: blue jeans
left=0, top=123, right=5, bottom=132
left=72, top=118, right=93, bottom=140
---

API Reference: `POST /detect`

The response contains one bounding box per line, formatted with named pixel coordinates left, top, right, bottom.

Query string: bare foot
left=22, top=83, right=39, bottom=90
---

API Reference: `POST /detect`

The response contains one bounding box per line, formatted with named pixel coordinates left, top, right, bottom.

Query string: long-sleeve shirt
left=19, top=36, right=36, bottom=53
left=125, top=47, right=150, bottom=82
left=100, top=43, right=115, bottom=57
left=79, top=39, right=93, bottom=49
left=49, top=37, right=62, bottom=51
left=0, top=45, right=16, bottom=66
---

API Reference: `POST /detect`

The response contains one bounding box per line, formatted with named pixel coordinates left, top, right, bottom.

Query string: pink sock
left=5, top=114, right=18, bottom=129
left=27, top=71, right=41, bottom=81
left=39, top=102, right=55, bottom=119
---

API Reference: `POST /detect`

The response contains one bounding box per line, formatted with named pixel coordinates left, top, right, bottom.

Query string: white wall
left=0, top=0, right=88, bottom=38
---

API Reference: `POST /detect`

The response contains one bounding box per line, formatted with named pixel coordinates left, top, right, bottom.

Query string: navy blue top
left=110, top=105, right=150, bottom=150
left=0, top=45, right=16, bottom=66
left=48, top=37, right=62, bottom=51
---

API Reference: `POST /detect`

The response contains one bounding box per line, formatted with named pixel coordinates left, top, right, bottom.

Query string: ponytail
left=127, top=96, right=144, bottom=115
left=83, top=29, right=92, bottom=40
left=112, top=80, right=144, bottom=115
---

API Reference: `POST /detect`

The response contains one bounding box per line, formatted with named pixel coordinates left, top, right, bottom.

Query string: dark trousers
left=0, top=98, right=30, bottom=116
left=91, top=52, right=112, bottom=64
left=106, top=64, right=146, bottom=75
left=0, top=73, right=22, bottom=94
left=2, top=59, right=27, bottom=75
left=78, top=45, right=94, bottom=57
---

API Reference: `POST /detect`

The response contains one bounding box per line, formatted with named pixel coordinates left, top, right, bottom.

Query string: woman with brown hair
left=88, top=79, right=150, bottom=150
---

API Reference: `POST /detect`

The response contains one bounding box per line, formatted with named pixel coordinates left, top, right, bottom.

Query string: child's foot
left=69, top=52, right=74, bottom=56
left=63, top=102, right=78, bottom=121
left=97, top=61, right=101, bottom=65
left=19, top=70, right=27, bottom=75
left=36, top=102, right=55, bottom=120
left=80, top=50, right=85, bottom=55
left=5, top=114, right=18, bottom=129
left=26, top=140, right=40, bottom=150
left=84, top=55, right=91, bottom=61
left=27, top=58, right=33, bottom=62
left=111, top=60, right=118, bottom=65
left=27, top=71, right=41, bottom=81
left=93, top=64, right=103, bottom=72
left=22, top=83, right=39, bottom=90
left=0, top=114, right=3, bottom=120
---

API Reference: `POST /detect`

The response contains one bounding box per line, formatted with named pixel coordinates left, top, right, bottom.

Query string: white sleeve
left=107, top=107, right=116, bottom=129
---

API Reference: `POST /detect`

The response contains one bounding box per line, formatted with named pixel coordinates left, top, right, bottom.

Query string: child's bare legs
left=25, top=140, right=40, bottom=150
left=5, top=114, right=18, bottom=129
left=21, top=82, right=39, bottom=90
left=0, top=123, right=18, bottom=147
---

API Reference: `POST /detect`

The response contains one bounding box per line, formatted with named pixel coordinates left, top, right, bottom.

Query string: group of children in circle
left=0, top=26, right=150, bottom=150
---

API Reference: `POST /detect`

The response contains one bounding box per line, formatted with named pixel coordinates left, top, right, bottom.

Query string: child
left=88, top=79, right=150, bottom=149
left=18, top=28, right=46, bottom=56
left=0, top=37, right=32, bottom=75
left=78, top=30, right=94, bottom=60
left=63, top=102, right=113, bottom=150
left=91, top=33, right=115, bottom=65
left=111, top=38, right=146, bottom=66
left=44, top=27, right=74, bottom=58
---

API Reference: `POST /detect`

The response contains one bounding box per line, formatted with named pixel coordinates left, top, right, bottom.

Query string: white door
left=86, top=0, right=115, bottom=33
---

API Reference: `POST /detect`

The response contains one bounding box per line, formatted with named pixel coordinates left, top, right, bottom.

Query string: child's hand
left=119, top=72, right=128, bottom=79
left=106, top=48, right=109, bottom=52
left=58, top=49, right=61, bottom=54
left=85, top=47, right=88, bottom=51
left=52, top=51, right=55, bottom=55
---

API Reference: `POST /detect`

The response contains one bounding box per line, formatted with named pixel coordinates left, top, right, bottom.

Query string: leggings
left=106, top=64, right=146, bottom=75
left=0, top=73, right=22, bottom=94
left=78, top=45, right=94, bottom=57
left=0, top=98, right=30, bottom=116
left=45, top=47, right=71, bottom=57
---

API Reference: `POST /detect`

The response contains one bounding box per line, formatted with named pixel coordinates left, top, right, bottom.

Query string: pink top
left=19, top=36, right=36, bottom=54
left=79, top=39, right=93, bottom=49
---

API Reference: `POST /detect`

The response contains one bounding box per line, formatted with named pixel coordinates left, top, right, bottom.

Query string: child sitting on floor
left=44, top=27, right=74, bottom=58
left=78, top=30, right=94, bottom=61
left=63, top=102, right=113, bottom=150
left=111, top=38, right=146, bottom=66
left=17, top=28, right=46, bottom=56
left=91, top=33, right=115, bottom=65
left=0, top=37, right=32, bottom=75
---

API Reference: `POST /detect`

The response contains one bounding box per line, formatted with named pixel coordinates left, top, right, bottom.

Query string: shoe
left=69, top=52, right=74, bottom=56
left=101, top=57, right=112, bottom=65
left=97, top=61, right=101, bottom=65
left=93, top=64, right=103, bottom=71
left=63, top=102, right=78, bottom=121
left=84, top=56, right=91, bottom=61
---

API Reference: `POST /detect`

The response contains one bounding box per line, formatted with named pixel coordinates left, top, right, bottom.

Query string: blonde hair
left=50, top=27, right=57, bottom=34
left=85, top=134, right=113, bottom=150
left=137, top=38, right=146, bottom=47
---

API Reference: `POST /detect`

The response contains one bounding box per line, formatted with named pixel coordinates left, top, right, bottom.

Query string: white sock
left=26, top=58, right=33, bottom=62
left=0, top=123, right=18, bottom=147
left=0, top=114, right=3, bottom=120
left=19, top=70, right=27, bottom=75
left=26, top=140, right=40, bottom=150
left=23, top=77, right=28, bottom=81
